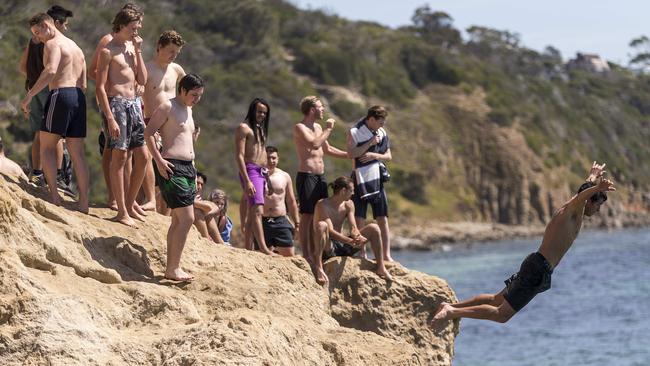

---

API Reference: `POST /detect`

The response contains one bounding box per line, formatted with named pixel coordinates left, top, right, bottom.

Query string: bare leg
left=311, top=220, right=329, bottom=285
left=102, top=146, right=116, bottom=210
left=376, top=216, right=393, bottom=262
left=65, top=137, right=89, bottom=213
left=193, top=209, right=210, bottom=239
left=356, top=217, right=368, bottom=259
left=452, top=290, right=505, bottom=308
left=125, top=146, right=148, bottom=221
left=274, top=246, right=295, bottom=257
left=359, top=223, right=392, bottom=280
left=155, top=187, right=171, bottom=215
left=247, top=204, right=273, bottom=255
left=140, top=158, right=156, bottom=210
left=39, top=132, right=63, bottom=206
left=110, top=149, right=135, bottom=226
left=431, top=290, right=514, bottom=329
left=165, top=205, right=195, bottom=281
left=55, top=139, right=64, bottom=172
left=299, top=213, right=313, bottom=262
left=124, top=151, right=132, bottom=195
left=239, top=194, right=247, bottom=236
left=31, top=132, right=41, bottom=171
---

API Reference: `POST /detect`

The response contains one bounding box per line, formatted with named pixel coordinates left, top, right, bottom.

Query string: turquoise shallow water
left=394, top=229, right=650, bottom=366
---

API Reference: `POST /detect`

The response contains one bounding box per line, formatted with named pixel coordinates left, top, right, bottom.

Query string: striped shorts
left=41, top=87, right=86, bottom=138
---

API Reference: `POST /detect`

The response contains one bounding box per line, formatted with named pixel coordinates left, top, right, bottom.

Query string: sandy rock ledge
left=0, top=176, right=457, bottom=365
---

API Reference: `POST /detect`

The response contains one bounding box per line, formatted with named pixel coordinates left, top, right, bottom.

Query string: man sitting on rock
left=432, top=161, right=615, bottom=328
left=311, top=176, right=392, bottom=285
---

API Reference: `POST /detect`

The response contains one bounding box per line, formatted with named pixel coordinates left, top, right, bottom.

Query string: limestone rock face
left=0, top=177, right=457, bottom=365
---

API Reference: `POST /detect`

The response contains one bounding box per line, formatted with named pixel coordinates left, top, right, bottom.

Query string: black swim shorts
left=296, top=172, right=328, bottom=214
left=503, top=252, right=553, bottom=312
left=154, top=158, right=197, bottom=209
left=353, top=185, right=389, bottom=219
left=262, top=216, right=294, bottom=248
left=41, top=87, right=87, bottom=138
left=322, top=239, right=360, bottom=262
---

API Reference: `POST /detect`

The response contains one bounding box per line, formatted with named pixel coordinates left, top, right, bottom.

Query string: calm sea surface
left=394, top=229, right=650, bottom=366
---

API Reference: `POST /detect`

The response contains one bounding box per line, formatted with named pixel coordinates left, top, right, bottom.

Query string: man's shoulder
left=157, top=99, right=174, bottom=113
left=237, top=121, right=252, bottom=133
left=98, top=33, right=113, bottom=47
left=99, top=43, right=119, bottom=58
left=171, top=63, right=185, bottom=74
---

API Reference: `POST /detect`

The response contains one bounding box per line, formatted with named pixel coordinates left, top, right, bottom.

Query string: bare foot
left=77, top=196, right=89, bottom=214
left=164, top=268, right=194, bottom=282
left=77, top=204, right=89, bottom=214
left=431, top=302, right=453, bottom=331
left=140, top=200, right=156, bottom=211
left=133, top=203, right=148, bottom=217
left=317, top=268, right=329, bottom=286
left=377, top=267, right=393, bottom=281
left=358, top=248, right=368, bottom=260
left=112, top=214, right=136, bottom=227
left=311, top=264, right=329, bottom=286
left=384, top=255, right=396, bottom=263
left=107, top=200, right=118, bottom=211
left=49, top=193, right=63, bottom=206
left=128, top=208, right=146, bottom=222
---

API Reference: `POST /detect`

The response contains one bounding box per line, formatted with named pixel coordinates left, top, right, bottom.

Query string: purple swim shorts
left=239, top=162, right=267, bottom=207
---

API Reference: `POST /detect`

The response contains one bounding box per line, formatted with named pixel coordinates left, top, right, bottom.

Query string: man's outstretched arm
left=570, top=178, right=616, bottom=208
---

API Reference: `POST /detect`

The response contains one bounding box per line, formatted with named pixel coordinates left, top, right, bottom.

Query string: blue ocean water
left=394, top=229, right=650, bottom=366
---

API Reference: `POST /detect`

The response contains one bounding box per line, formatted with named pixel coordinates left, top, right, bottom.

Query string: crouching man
left=311, top=176, right=392, bottom=285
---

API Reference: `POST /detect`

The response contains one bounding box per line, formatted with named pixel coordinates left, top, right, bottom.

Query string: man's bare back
left=46, top=35, right=85, bottom=90
left=537, top=204, right=583, bottom=268
left=144, top=61, right=184, bottom=117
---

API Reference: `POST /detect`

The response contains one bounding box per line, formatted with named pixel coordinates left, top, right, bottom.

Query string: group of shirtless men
left=14, top=4, right=619, bottom=328
left=17, top=4, right=394, bottom=285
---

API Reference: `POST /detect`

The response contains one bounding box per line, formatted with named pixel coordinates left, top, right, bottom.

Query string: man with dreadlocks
left=235, top=97, right=275, bottom=255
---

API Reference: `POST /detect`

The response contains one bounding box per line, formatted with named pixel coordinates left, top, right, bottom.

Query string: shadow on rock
left=82, top=236, right=155, bottom=282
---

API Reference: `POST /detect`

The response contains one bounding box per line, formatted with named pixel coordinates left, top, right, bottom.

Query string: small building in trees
left=567, top=53, right=610, bottom=73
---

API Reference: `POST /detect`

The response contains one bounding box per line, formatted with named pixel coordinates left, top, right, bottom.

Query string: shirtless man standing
left=431, top=162, right=615, bottom=328
left=235, top=98, right=275, bottom=255
left=96, top=7, right=149, bottom=226
left=293, top=96, right=348, bottom=261
left=144, top=73, right=204, bottom=282
left=312, top=176, right=392, bottom=285
left=142, top=30, right=186, bottom=212
left=18, top=5, right=72, bottom=189
left=89, top=3, right=141, bottom=210
left=20, top=13, right=89, bottom=213
left=261, top=146, right=300, bottom=257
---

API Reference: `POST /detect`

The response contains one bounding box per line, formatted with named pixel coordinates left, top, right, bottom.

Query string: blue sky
left=290, top=0, right=646, bottom=64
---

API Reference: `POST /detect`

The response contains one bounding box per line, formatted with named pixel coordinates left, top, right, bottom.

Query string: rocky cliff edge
left=0, top=175, right=457, bottom=365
